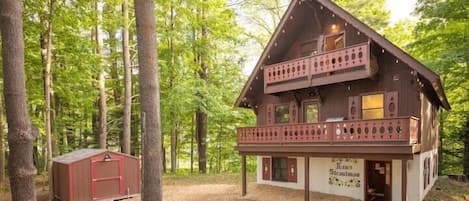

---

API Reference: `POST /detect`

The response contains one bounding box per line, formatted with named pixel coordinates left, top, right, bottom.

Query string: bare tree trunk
left=98, top=71, right=107, bottom=149
left=42, top=0, right=55, bottom=199
left=95, top=0, right=107, bottom=149
left=196, top=110, right=207, bottom=174
left=169, top=2, right=177, bottom=174
left=170, top=114, right=176, bottom=173
left=195, top=5, right=208, bottom=174
left=109, top=30, right=121, bottom=105
left=0, top=95, right=4, bottom=184
left=122, top=0, right=132, bottom=155
left=191, top=113, right=194, bottom=174
left=463, top=121, right=469, bottom=180
left=0, top=1, right=38, bottom=200
left=134, top=0, right=163, bottom=200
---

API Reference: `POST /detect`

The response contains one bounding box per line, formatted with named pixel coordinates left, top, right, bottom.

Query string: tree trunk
left=170, top=115, right=176, bottom=173
left=169, top=2, right=177, bottom=174
left=134, top=0, right=163, bottom=200
left=0, top=95, right=4, bottom=184
left=98, top=71, right=107, bottom=149
left=0, top=1, right=38, bottom=200
left=109, top=30, right=121, bottom=105
left=95, top=0, right=107, bottom=149
left=196, top=111, right=207, bottom=174
left=122, top=0, right=132, bottom=155
left=42, top=0, right=55, bottom=199
left=190, top=113, right=194, bottom=174
left=195, top=5, right=208, bottom=174
left=463, top=121, right=469, bottom=180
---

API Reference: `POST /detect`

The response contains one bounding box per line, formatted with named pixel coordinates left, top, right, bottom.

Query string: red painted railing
left=237, top=117, right=418, bottom=145
left=264, top=43, right=369, bottom=84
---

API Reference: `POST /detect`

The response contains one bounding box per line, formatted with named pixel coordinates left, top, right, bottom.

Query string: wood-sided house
left=235, top=0, right=450, bottom=201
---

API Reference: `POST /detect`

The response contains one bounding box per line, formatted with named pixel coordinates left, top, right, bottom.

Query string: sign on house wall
left=328, top=158, right=361, bottom=188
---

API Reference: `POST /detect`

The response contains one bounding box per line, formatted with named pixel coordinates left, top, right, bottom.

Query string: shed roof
left=53, top=149, right=107, bottom=164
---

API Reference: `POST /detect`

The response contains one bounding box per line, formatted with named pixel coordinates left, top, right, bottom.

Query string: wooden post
left=305, top=156, right=310, bottom=201
left=402, top=160, right=407, bottom=201
left=242, top=154, right=247, bottom=196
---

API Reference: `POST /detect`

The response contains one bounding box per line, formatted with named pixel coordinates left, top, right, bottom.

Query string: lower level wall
left=256, top=149, right=438, bottom=201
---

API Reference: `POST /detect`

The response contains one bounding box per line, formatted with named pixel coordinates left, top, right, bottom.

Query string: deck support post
left=402, top=159, right=407, bottom=201
left=242, top=154, right=247, bottom=196
left=304, top=156, right=310, bottom=201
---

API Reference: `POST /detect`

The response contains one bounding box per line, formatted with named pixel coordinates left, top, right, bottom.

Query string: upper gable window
left=325, top=33, right=345, bottom=52
left=300, top=40, right=318, bottom=57
left=275, top=104, right=290, bottom=124
left=362, top=94, right=384, bottom=120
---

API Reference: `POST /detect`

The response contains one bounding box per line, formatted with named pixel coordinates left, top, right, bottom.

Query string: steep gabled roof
left=235, top=0, right=450, bottom=110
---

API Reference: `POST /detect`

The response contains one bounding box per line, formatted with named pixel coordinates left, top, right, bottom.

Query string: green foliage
left=333, top=0, right=390, bottom=31
left=408, top=0, right=468, bottom=174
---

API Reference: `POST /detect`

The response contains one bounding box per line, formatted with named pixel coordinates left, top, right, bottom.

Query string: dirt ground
left=0, top=174, right=467, bottom=201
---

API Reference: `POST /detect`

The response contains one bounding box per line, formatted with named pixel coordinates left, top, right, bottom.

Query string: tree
left=134, top=0, right=163, bottom=200
left=410, top=0, right=469, bottom=178
left=122, top=0, right=132, bottom=155
left=0, top=92, right=4, bottom=184
left=333, top=0, right=390, bottom=31
left=0, top=0, right=38, bottom=200
left=42, top=0, right=55, bottom=199
left=95, top=0, right=108, bottom=149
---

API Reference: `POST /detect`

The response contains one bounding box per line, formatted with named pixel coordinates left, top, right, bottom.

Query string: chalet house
left=234, top=0, right=450, bottom=201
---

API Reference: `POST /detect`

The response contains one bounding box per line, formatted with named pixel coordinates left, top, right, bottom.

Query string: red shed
left=52, top=149, right=140, bottom=201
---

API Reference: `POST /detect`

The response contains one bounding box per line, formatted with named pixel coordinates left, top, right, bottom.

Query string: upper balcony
left=264, top=42, right=377, bottom=94
left=236, top=116, right=420, bottom=156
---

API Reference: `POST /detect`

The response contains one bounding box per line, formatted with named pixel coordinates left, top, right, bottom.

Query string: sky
left=241, top=0, right=418, bottom=75
left=386, top=0, right=417, bottom=24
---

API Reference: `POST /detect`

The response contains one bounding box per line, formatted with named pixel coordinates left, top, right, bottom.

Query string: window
left=275, top=105, right=290, bottom=124
left=325, top=33, right=344, bottom=51
left=362, top=94, right=384, bottom=120
left=300, top=40, right=318, bottom=57
left=272, top=157, right=288, bottom=182
left=304, top=102, right=319, bottom=123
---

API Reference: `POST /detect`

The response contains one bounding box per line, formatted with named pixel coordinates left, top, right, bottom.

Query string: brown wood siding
left=72, top=158, right=91, bottom=201
left=385, top=91, right=399, bottom=118
left=348, top=96, right=361, bottom=120
left=256, top=49, right=421, bottom=126
left=420, top=93, right=439, bottom=152
left=53, top=163, right=70, bottom=201
left=289, top=101, right=298, bottom=123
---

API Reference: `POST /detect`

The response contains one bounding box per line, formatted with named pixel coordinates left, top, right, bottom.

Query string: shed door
left=91, top=154, right=124, bottom=200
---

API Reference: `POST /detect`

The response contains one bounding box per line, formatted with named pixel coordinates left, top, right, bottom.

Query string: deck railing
left=237, top=116, right=418, bottom=145
left=264, top=43, right=370, bottom=85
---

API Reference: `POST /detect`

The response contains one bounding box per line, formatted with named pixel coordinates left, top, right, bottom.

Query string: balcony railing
left=237, top=116, right=418, bottom=145
left=263, top=43, right=372, bottom=93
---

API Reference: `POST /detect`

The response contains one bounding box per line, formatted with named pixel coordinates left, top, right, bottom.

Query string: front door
left=365, top=161, right=392, bottom=201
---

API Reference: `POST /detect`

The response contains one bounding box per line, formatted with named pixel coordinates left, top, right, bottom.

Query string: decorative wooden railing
left=237, top=116, right=418, bottom=145
left=264, top=42, right=370, bottom=85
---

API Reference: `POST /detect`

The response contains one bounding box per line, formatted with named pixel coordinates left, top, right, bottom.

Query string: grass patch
left=424, top=176, right=469, bottom=201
